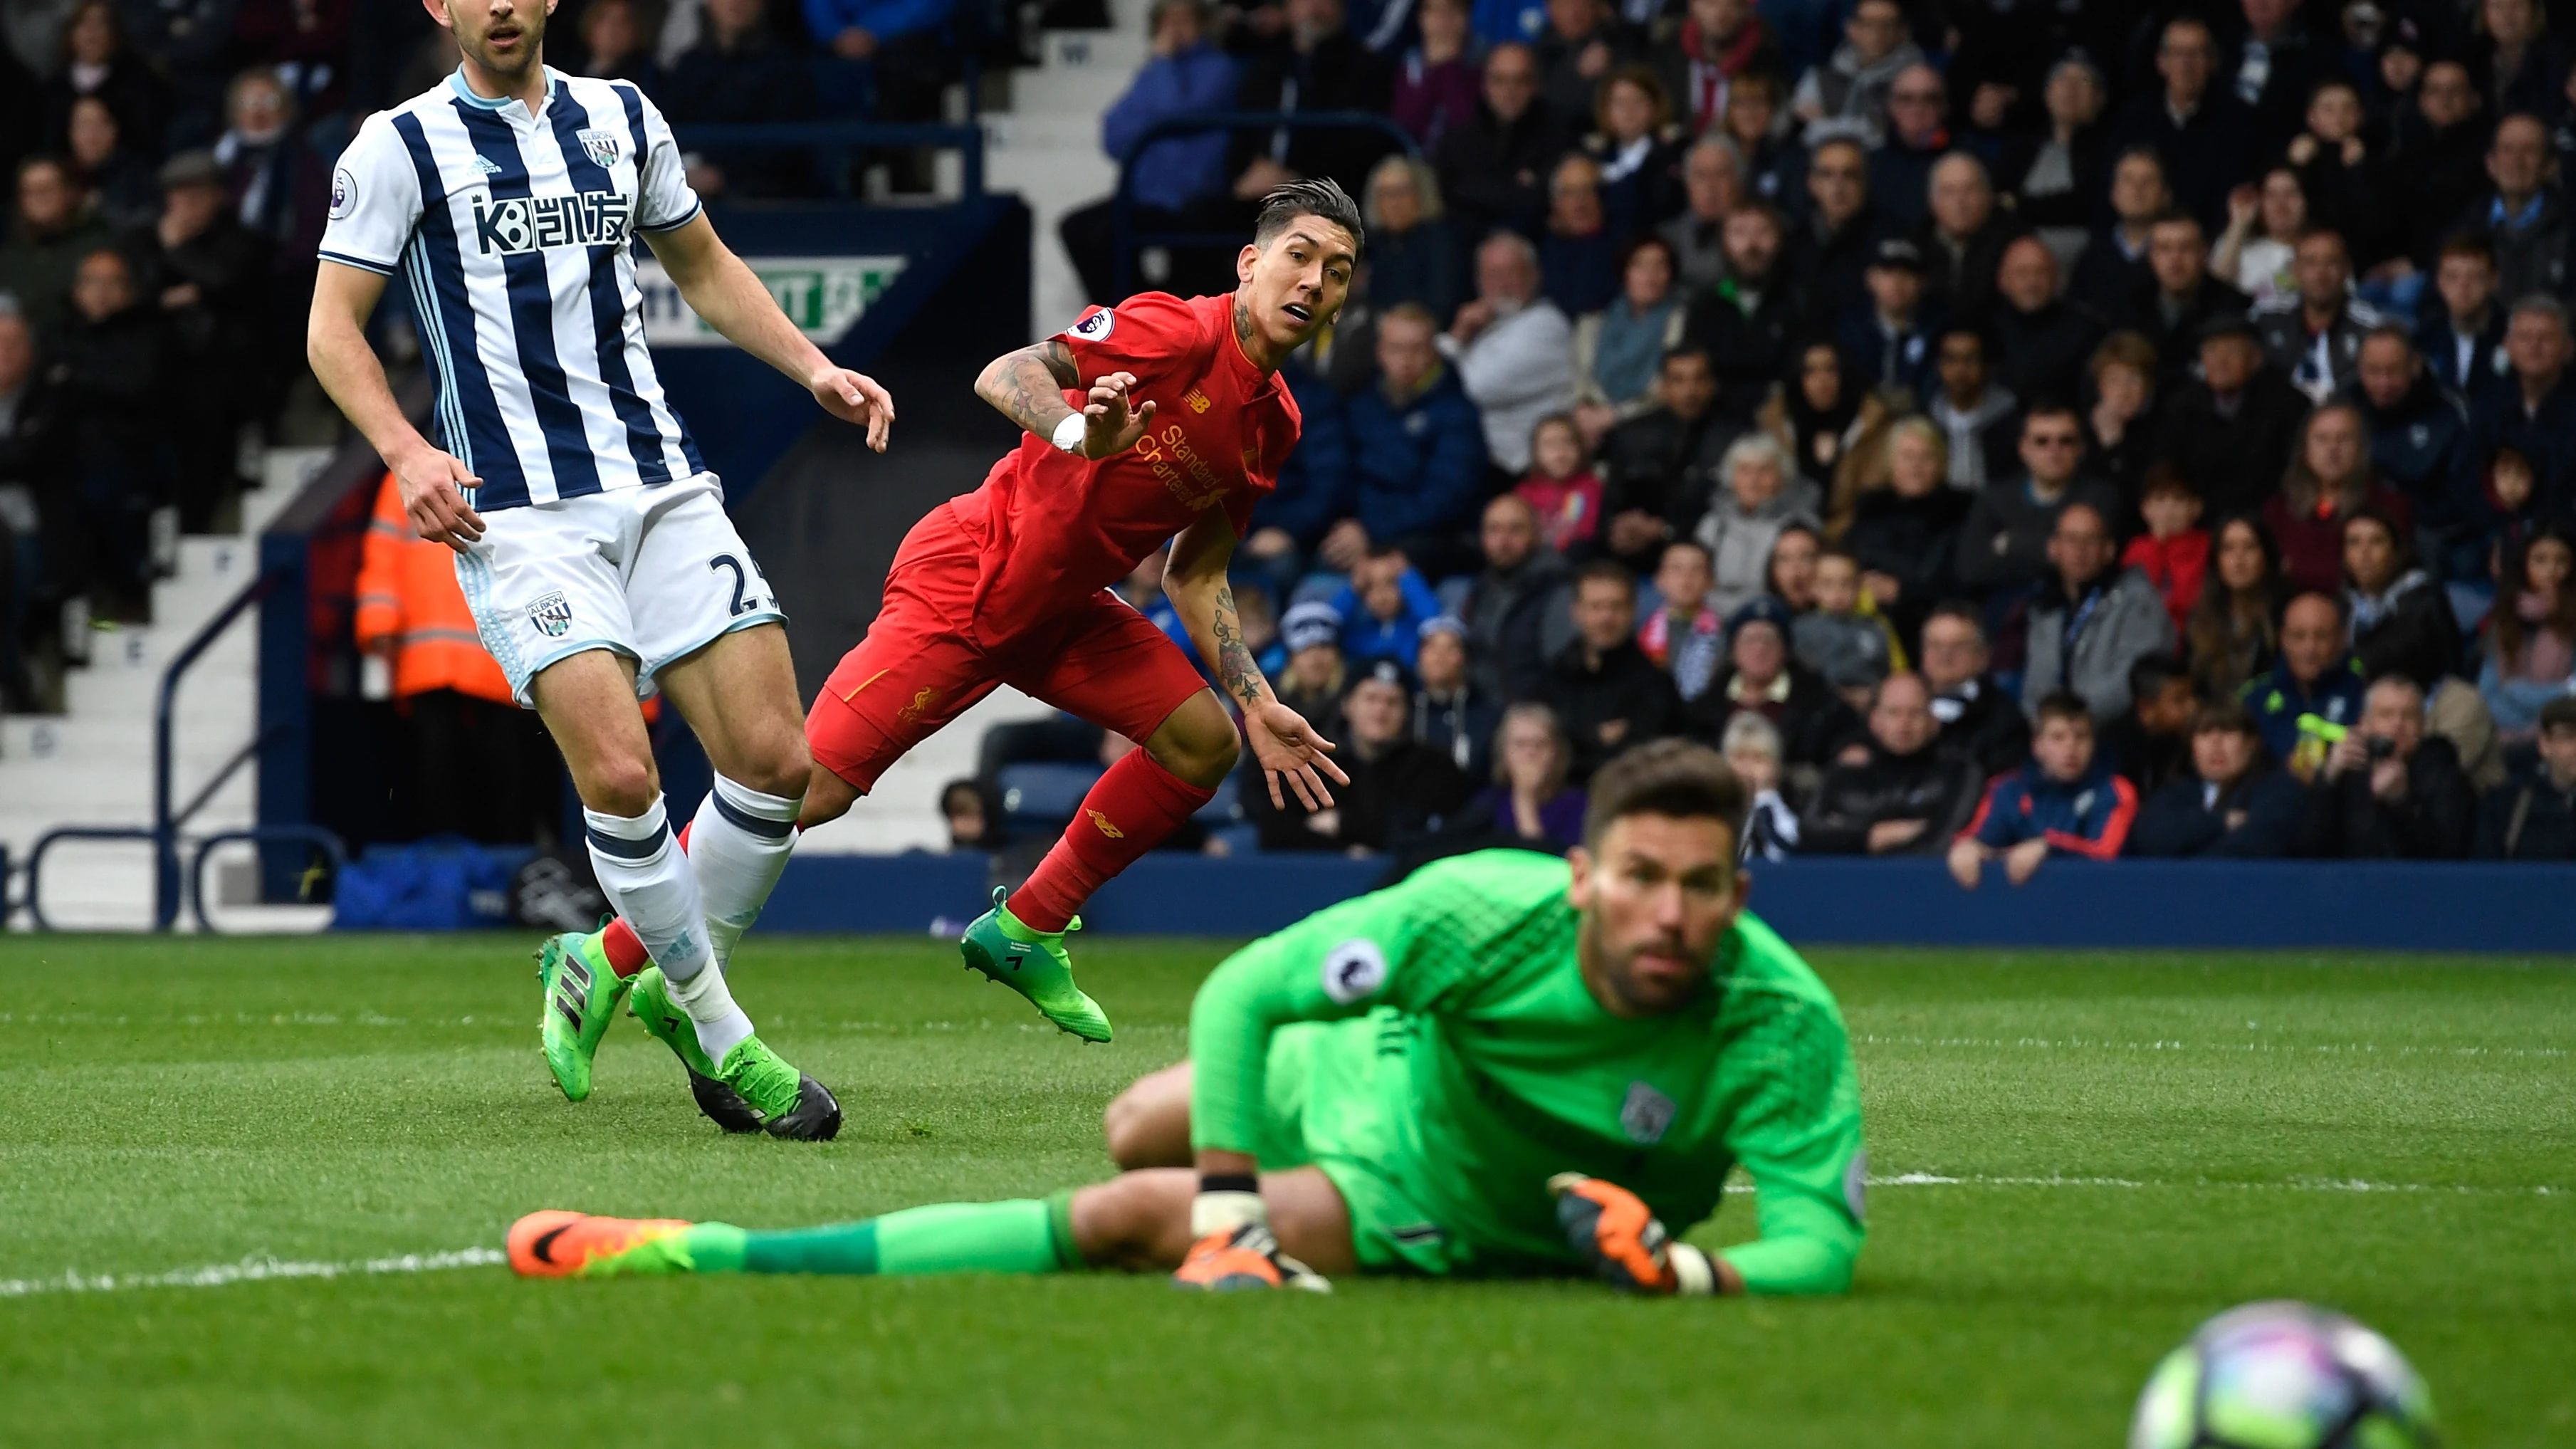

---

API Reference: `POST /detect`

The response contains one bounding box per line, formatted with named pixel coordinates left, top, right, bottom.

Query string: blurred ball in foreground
left=2130, top=1300, right=2438, bottom=1449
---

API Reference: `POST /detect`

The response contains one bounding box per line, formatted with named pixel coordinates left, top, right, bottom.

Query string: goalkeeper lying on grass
left=511, top=738, right=1867, bottom=1297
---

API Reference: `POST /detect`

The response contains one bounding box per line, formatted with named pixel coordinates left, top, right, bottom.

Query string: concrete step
left=983, top=110, right=1118, bottom=157
left=1037, top=28, right=1148, bottom=73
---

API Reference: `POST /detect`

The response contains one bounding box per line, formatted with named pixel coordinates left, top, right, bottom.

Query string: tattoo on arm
left=976, top=338, right=1081, bottom=436
left=1209, top=580, right=1271, bottom=711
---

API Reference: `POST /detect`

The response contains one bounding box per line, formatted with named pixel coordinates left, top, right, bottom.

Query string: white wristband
left=1668, top=1243, right=1718, bottom=1297
left=1190, top=1190, right=1267, bottom=1239
left=1050, top=413, right=1088, bottom=454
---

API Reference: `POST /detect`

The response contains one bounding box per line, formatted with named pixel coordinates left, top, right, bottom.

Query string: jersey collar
left=448, top=63, right=559, bottom=121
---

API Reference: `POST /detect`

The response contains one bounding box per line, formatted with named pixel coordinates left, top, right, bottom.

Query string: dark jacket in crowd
left=2416, top=305, right=2508, bottom=408
left=1462, top=552, right=1573, bottom=703
left=2472, top=375, right=2576, bottom=518
left=659, top=26, right=820, bottom=197
left=2350, top=569, right=2461, bottom=691
left=1991, top=297, right=2106, bottom=405
left=1797, top=739, right=1983, bottom=854
left=2388, top=115, right=2494, bottom=265
left=1347, top=367, right=1486, bottom=548
left=1536, top=638, right=1680, bottom=783
left=1231, top=29, right=1397, bottom=197
left=1684, top=271, right=1807, bottom=417
left=1686, top=662, right=1862, bottom=768
left=1955, top=475, right=2123, bottom=593
left=1792, top=202, right=1883, bottom=331
left=1367, top=219, right=1462, bottom=325
left=1250, top=737, right=1472, bottom=853
left=2451, top=186, right=2571, bottom=310
left=2107, top=91, right=2253, bottom=231
left=2253, top=295, right=2389, bottom=399
left=2098, top=710, right=2191, bottom=800
left=1433, top=96, right=1569, bottom=242
left=54, top=299, right=168, bottom=489
left=2121, top=272, right=2251, bottom=392
left=2153, top=367, right=2310, bottom=520
left=1917, top=216, right=2023, bottom=330
left=2358, top=370, right=2481, bottom=546
left=1930, top=672, right=2031, bottom=778
left=2299, top=737, right=2477, bottom=859
left=2127, top=767, right=2308, bottom=857
left=1843, top=483, right=1969, bottom=636
left=1595, top=402, right=1740, bottom=569
left=1413, top=682, right=1501, bottom=781
left=2475, top=763, right=2576, bottom=859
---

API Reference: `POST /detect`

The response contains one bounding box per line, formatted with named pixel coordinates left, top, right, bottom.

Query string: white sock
left=688, top=774, right=803, bottom=971
left=583, top=795, right=715, bottom=984
left=664, top=959, right=755, bottom=1066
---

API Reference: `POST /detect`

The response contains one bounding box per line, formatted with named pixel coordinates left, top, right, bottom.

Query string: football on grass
left=2129, top=1300, right=2438, bottom=1449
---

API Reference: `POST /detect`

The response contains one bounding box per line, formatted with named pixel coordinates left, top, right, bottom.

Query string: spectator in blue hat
left=1276, top=600, right=1350, bottom=748
left=1413, top=615, right=1500, bottom=780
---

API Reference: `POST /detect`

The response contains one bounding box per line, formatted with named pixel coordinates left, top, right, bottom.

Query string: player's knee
left=735, top=729, right=812, bottom=801
left=577, top=756, right=660, bottom=818
left=1153, top=713, right=1240, bottom=787
left=1101, top=1090, right=1161, bottom=1170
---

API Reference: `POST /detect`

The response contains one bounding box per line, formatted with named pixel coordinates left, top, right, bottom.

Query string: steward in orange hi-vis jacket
left=353, top=471, right=512, bottom=705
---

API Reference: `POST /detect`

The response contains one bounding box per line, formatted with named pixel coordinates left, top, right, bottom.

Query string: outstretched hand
left=812, top=366, right=896, bottom=451
left=1245, top=699, right=1347, bottom=812
left=394, top=444, right=484, bottom=553
left=1082, top=372, right=1156, bottom=459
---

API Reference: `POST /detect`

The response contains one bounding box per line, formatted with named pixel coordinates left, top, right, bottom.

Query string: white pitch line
left=0, top=1247, right=505, bottom=1299
left=1711, top=1173, right=2562, bottom=1196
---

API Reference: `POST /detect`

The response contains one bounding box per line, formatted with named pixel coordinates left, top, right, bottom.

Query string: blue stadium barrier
left=755, top=852, right=2576, bottom=951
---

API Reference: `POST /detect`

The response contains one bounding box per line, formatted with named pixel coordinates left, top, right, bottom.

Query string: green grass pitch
left=1, top=934, right=2570, bottom=1447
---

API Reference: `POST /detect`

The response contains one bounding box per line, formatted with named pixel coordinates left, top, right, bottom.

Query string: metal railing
left=25, top=563, right=342, bottom=931
left=1109, top=111, right=1418, bottom=295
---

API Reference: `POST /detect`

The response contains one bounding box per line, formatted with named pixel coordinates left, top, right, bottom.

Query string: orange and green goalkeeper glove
left=1549, top=1173, right=1718, bottom=1296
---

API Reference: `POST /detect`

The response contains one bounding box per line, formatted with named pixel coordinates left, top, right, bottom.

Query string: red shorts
left=807, top=505, right=1210, bottom=792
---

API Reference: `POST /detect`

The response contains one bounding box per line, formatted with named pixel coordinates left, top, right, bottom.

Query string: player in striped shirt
left=307, top=0, right=894, bottom=1140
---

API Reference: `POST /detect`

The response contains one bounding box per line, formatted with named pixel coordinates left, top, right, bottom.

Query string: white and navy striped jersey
left=319, top=66, right=706, bottom=511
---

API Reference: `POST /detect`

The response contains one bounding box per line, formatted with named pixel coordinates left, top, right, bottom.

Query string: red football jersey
left=946, top=291, right=1303, bottom=639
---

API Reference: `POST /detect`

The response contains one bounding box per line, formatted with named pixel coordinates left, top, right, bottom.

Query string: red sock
left=1011, top=750, right=1214, bottom=932
left=597, top=821, right=690, bottom=978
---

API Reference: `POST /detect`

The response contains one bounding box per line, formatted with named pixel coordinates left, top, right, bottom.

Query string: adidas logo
left=472, top=155, right=505, bottom=177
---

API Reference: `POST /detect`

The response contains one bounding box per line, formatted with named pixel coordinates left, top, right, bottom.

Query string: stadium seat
left=997, top=763, right=1103, bottom=834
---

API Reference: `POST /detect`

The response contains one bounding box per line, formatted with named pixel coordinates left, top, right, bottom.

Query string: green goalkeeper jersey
left=1189, top=849, right=1867, bottom=1294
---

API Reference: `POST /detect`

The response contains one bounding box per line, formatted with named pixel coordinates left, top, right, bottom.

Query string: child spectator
left=2476, top=696, right=2576, bottom=859
left=1514, top=414, right=1603, bottom=555
left=2478, top=521, right=2576, bottom=746
left=941, top=779, right=1005, bottom=852
left=1332, top=547, right=1443, bottom=669
left=1638, top=539, right=1724, bottom=702
left=2187, top=515, right=2290, bottom=701
left=1721, top=711, right=1801, bottom=860
left=2125, top=700, right=2307, bottom=857
left=1697, top=432, right=1822, bottom=617
left=1947, top=691, right=2139, bottom=888
left=2471, top=449, right=2543, bottom=587
left=2122, top=468, right=2209, bottom=640
left=1792, top=546, right=1903, bottom=708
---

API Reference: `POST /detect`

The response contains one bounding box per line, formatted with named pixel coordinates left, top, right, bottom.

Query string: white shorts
left=454, top=474, right=785, bottom=707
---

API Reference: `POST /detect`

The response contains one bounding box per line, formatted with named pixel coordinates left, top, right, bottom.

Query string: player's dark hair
left=1581, top=738, right=1750, bottom=852
left=2034, top=690, right=2093, bottom=729
left=1254, top=179, right=1366, bottom=259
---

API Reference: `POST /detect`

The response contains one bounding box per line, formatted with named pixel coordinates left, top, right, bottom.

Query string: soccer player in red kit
left=553, top=182, right=1361, bottom=1112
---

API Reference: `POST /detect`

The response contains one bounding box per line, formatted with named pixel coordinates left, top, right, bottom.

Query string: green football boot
left=626, top=966, right=842, bottom=1141
left=536, top=930, right=633, bottom=1102
left=958, top=886, right=1114, bottom=1043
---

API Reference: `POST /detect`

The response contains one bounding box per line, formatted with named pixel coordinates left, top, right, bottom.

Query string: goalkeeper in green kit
left=508, top=739, right=1867, bottom=1297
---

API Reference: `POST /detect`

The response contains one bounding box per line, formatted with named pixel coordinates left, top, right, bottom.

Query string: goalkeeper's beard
left=1580, top=909, right=1710, bottom=1017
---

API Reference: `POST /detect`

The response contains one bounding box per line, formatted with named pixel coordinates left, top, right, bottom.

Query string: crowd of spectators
left=0, top=0, right=997, bottom=713
left=1020, top=0, right=2576, bottom=872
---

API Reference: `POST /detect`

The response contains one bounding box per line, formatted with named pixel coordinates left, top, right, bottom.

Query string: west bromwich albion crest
left=577, top=127, right=622, bottom=168
left=1619, top=1081, right=1677, bottom=1145
left=525, top=590, right=574, bottom=639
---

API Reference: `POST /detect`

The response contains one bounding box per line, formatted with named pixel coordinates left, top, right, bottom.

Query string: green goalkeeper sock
left=688, top=1193, right=1084, bottom=1276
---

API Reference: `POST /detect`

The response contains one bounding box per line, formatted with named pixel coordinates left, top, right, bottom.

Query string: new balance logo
left=1087, top=809, right=1124, bottom=839
left=471, top=190, right=632, bottom=256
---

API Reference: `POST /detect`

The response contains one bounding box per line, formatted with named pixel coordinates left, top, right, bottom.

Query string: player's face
left=1570, top=813, right=1744, bottom=1018
left=1237, top=219, right=1356, bottom=357
left=434, top=0, right=555, bottom=76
